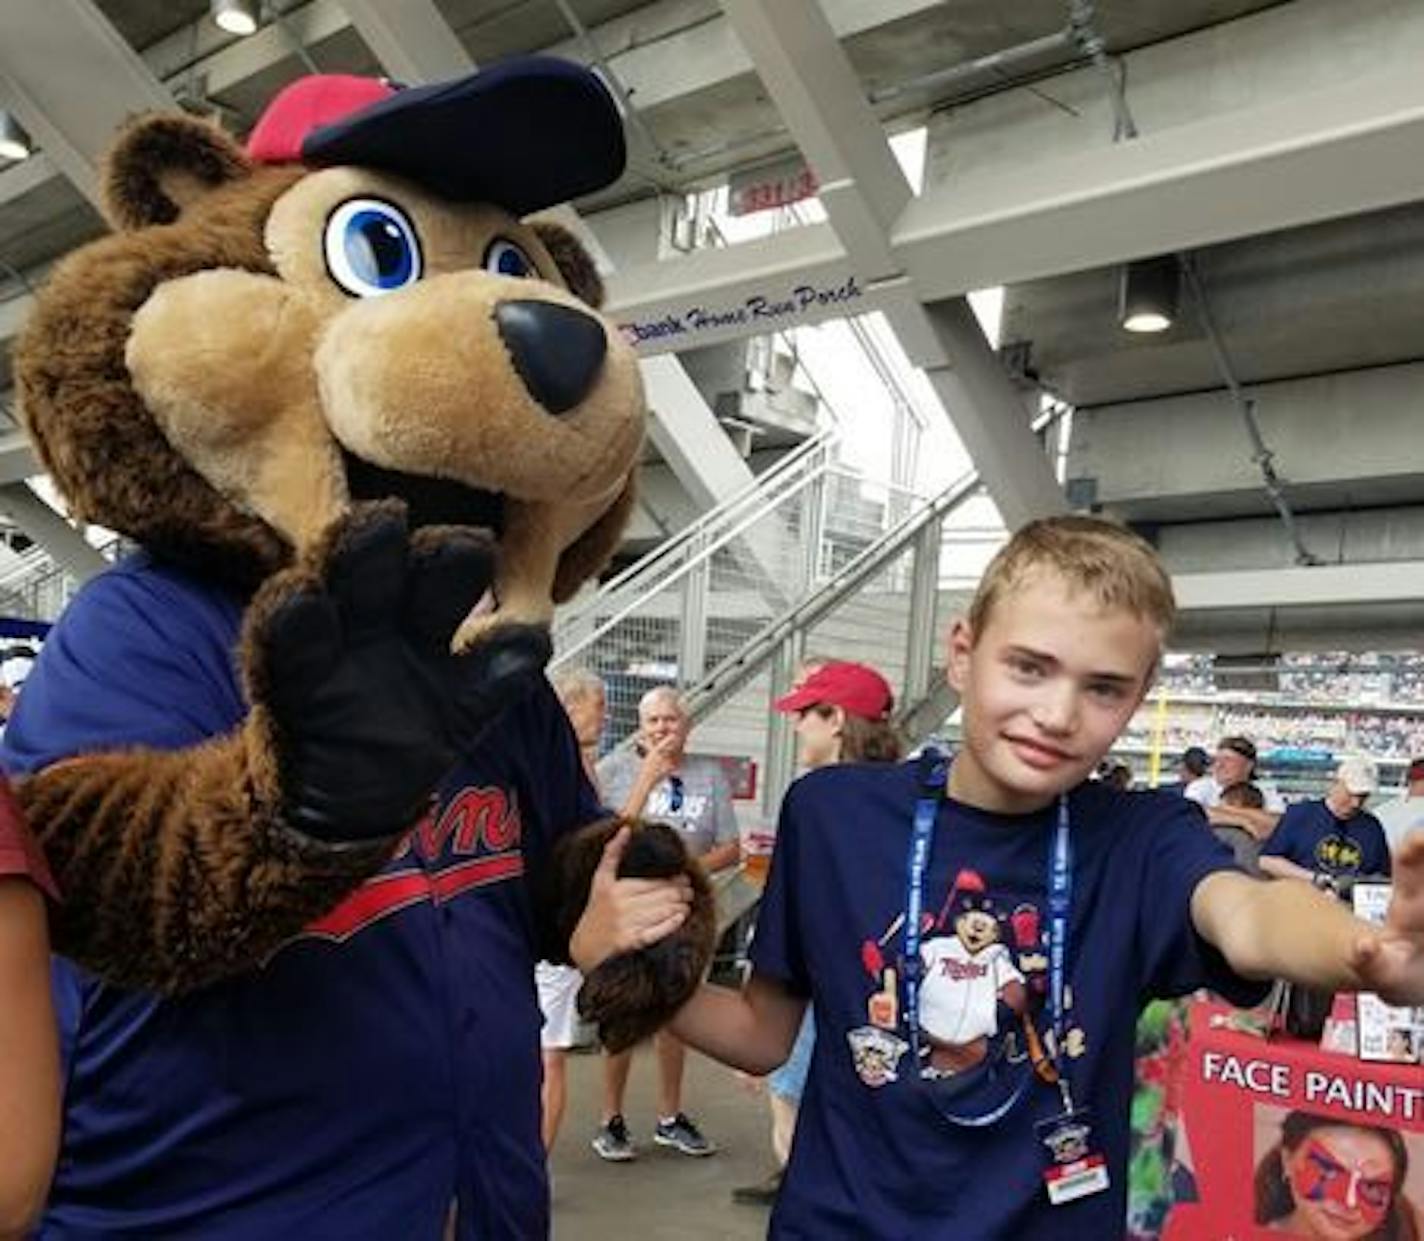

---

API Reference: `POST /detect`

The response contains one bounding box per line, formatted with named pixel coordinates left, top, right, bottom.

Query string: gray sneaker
left=592, top=1114, right=636, bottom=1162
left=653, top=1112, right=717, bottom=1157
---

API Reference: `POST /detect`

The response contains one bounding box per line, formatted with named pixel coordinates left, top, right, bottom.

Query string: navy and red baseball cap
left=773, top=661, right=894, bottom=722
left=246, top=55, right=626, bottom=214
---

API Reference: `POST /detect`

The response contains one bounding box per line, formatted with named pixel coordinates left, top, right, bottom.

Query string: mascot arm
left=18, top=734, right=394, bottom=993
left=534, top=817, right=717, bottom=1053
left=17, top=506, right=551, bottom=993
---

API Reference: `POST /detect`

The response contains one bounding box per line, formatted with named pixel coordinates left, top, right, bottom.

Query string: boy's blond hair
left=968, top=515, right=1176, bottom=641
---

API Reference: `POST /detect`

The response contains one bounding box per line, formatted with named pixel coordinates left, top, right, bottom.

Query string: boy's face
left=947, top=571, right=1158, bottom=814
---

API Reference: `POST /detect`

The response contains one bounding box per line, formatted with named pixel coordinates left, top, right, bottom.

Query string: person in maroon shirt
left=0, top=775, right=59, bottom=1239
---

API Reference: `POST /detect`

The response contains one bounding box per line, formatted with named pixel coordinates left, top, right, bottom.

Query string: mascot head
left=16, top=56, right=644, bottom=635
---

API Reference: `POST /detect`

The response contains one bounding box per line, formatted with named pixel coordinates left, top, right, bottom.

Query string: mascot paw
left=246, top=503, right=551, bottom=841
left=564, top=820, right=717, bottom=1054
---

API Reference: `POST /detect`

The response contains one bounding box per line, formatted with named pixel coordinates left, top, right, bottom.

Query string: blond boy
left=573, top=516, right=1424, bottom=1239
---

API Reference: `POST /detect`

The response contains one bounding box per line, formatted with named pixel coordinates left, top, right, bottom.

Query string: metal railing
left=0, top=534, right=123, bottom=622
left=553, top=429, right=996, bottom=812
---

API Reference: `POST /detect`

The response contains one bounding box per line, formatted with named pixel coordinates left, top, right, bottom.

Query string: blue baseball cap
left=248, top=56, right=626, bottom=215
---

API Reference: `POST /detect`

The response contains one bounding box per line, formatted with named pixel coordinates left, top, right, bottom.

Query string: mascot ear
left=531, top=221, right=605, bottom=309
left=102, top=113, right=253, bottom=232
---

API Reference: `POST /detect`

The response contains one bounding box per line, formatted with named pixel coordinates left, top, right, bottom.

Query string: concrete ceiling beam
left=719, top=0, right=911, bottom=280
left=719, top=0, right=1062, bottom=526
left=0, top=430, right=36, bottom=487
left=1175, top=560, right=1424, bottom=611
left=326, top=0, right=471, bottom=85
left=897, top=62, right=1424, bottom=302
left=0, top=0, right=176, bottom=209
left=0, top=481, right=105, bottom=583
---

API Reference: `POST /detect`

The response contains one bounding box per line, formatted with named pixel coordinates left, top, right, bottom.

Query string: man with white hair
left=591, top=685, right=739, bottom=1161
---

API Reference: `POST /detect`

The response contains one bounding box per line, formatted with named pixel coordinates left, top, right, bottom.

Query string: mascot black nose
left=495, top=300, right=607, bottom=416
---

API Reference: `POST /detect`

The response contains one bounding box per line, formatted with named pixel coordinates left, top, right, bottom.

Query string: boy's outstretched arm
left=670, top=973, right=807, bottom=1076
left=0, top=879, right=60, bottom=1239
left=1192, top=836, right=1424, bottom=1005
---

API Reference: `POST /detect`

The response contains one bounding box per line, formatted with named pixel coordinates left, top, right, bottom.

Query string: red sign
left=729, top=159, right=820, bottom=217
left=1161, top=1002, right=1424, bottom=1239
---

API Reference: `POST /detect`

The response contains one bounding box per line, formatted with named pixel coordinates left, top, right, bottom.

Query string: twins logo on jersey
left=301, top=784, right=524, bottom=942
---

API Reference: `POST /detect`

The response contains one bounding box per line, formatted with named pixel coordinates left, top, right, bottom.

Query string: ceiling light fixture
left=1119, top=255, right=1179, bottom=333
left=211, top=0, right=259, bottom=37
left=0, top=112, right=32, bottom=163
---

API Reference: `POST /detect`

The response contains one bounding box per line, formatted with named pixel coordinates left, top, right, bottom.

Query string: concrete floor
left=550, top=1044, right=774, bottom=1240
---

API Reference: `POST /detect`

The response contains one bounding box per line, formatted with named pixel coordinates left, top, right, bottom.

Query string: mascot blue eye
left=324, top=198, right=423, bottom=297
left=483, top=239, right=537, bottom=280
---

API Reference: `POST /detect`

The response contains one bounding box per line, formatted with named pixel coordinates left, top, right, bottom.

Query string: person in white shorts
left=538, top=667, right=607, bottom=1152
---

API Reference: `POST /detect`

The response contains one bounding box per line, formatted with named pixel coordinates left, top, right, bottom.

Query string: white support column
left=718, top=0, right=1062, bottom=529
left=719, top=0, right=910, bottom=280
left=903, top=518, right=941, bottom=708
left=923, top=300, right=1067, bottom=531
left=0, top=429, right=37, bottom=487
left=761, top=632, right=805, bottom=818
left=0, top=482, right=106, bottom=582
left=337, top=0, right=475, bottom=84
left=0, top=0, right=175, bottom=209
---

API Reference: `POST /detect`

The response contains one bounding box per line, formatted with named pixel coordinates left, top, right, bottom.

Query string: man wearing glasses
left=592, top=685, right=740, bottom=1161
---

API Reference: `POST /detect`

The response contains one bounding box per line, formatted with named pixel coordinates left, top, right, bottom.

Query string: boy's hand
left=1352, top=836, right=1424, bottom=1005
left=569, top=826, right=693, bottom=973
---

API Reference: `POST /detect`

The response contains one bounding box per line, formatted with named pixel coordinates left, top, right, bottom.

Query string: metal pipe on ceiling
left=867, top=27, right=1076, bottom=106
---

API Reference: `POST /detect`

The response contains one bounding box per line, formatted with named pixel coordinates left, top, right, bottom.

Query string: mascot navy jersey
left=3, top=553, right=602, bottom=1240
left=750, top=761, right=1264, bottom=1240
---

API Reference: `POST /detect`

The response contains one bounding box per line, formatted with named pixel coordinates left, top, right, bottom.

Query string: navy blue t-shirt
left=1261, top=800, right=1392, bottom=879
left=2, top=553, right=602, bottom=1240
left=750, top=761, right=1263, bottom=1240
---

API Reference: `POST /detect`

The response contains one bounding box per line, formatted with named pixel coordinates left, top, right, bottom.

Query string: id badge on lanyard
left=902, top=750, right=1109, bottom=1206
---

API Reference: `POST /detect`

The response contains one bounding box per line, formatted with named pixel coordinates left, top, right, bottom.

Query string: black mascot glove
left=540, top=817, right=717, bottom=1053
left=248, top=502, right=551, bottom=842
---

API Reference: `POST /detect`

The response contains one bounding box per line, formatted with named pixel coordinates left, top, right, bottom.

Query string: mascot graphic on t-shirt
left=918, top=874, right=1027, bottom=1075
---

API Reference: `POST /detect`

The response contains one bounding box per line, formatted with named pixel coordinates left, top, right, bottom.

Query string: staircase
left=553, top=436, right=992, bottom=816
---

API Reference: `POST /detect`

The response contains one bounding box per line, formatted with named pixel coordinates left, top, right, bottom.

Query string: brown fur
left=18, top=735, right=397, bottom=993
left=14, top=107, right=650, bottom=993
left=15, top=163, right=302, bottom=590
left=550, top=472, right=637, bottom=604
left=103, top=112, right=254, bottom=231
left=536, top=817, right=717, bottom=1053
left=530, top=221, right=604, bottom=308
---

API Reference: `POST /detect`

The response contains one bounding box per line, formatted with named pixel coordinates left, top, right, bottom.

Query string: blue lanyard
left=902, top=750, right=1075, bottom=1123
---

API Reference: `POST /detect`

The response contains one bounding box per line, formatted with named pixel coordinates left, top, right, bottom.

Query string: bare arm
left=700, top=839, right=741, bottom=874
left=1208, top=804, right=1281, bottom=840
left=700, top=773, right=742, bottom=874
left=0, top=879, right=59, bottom=1239
left=1193, top=869, right=1381, bottom=993
left=1257, top=855, right=1316, bottom=883
left=670, top=972, right=807, bottom=1075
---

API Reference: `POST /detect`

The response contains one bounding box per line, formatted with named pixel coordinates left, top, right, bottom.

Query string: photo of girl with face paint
left=1254, top=1110, right=1420, bottom=1240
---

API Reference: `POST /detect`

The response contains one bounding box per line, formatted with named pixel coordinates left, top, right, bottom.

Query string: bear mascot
left=4, top=56, right=714, bottom=1239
